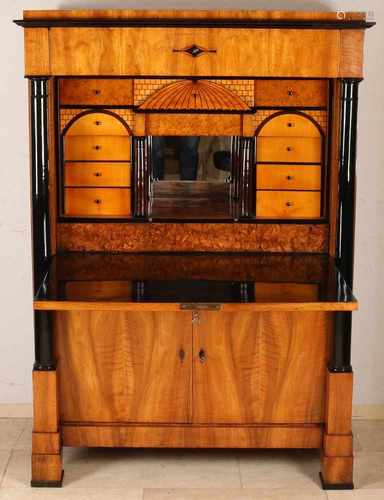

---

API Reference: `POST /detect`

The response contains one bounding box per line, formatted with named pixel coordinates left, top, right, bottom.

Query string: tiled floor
left=0, top=419, right=383, bottom=499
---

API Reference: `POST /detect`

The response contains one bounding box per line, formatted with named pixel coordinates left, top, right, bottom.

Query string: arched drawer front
left=65, top=113, right=130, bottom=136
left=258, top=113, right=322, bottom=138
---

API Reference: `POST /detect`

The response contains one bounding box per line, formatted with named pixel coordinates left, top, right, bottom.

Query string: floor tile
left=13, top=419, right=32, bottom=450
left=328, top=490, right=384, bottom=499
left=0, top=488, right=143, bottom=499
left=353, top=452, right=384, bottom=489
left=0, top=450, right=11, bottom=486
left=144, top=488, right=327, bottom=499
left=353, top=421, right=384, bottom=452
left=238, top=450, right=321, bottom=490
left=0, top=419, right=27, bottom=450
left=63, top=448, right=240, bottom=489
left=1, top=450, right=30, bottom=488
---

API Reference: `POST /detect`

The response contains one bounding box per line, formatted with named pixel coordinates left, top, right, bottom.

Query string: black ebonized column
left=30, top=78, right=51, bottom=294
left=30, top=78, right=55, bottom=371
left=231, top=136, right=255, bottom=218
left=330, top=79, right=361, bottom=373
left=133, top=136, right=152, bottom=218
left=335, top=79, right=361, bottom=290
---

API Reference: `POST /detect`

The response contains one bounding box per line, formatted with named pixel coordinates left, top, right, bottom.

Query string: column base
left=319, top=471, right=354, bottom=490
left=31, top=470, right=64, bottom=488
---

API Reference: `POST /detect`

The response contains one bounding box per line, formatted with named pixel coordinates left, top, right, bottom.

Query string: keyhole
left=199, top=349, right=206, bottom=363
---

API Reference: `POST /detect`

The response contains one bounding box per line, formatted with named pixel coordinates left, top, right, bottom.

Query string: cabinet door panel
left=193, top=311, right=330, bottom=424
left=55, top=311, right=192, bottom=423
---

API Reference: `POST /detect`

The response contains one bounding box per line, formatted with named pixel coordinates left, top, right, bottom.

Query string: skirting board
left=1, top=404, right=384, bottom=419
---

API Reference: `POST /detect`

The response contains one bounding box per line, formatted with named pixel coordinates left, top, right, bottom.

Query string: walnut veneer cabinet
left=15, top=9, right=374, bottom=489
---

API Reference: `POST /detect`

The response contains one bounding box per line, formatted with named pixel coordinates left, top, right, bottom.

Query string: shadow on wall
left=58, top=0, right=332, bottom=12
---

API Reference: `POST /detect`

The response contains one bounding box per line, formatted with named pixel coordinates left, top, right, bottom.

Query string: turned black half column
left=330, top=79, right=361, bottom=373
left=133, top=136, right=152, bottom=218
left=231, top=136, right=255, bottom=219
left=30, top=78, right=54, bottom=370
left=30, top=78, right=51, bottom=293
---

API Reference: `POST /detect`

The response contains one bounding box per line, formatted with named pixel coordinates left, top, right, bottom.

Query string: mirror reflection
left=152, top=136, right=232, bottom=182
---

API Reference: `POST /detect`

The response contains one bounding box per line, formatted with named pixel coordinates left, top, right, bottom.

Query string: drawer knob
left=287, top=122, right=294, bottom=128
left=286, top=146, right=294, bottom=152
left=286, top=175, right=294, bottom=180
left=287, top=89, right=295, bottom=96
left=94, top=172, right=102, bottom=177
left=286, top=201, right=294, bottom=207
left=94, top=89, right=101, bottom=95
left=95, top=120, right=103, bottom=126
left=94, top=199, right=102, bottom=205
left=94, top=145, right=101, bottom=150
left=198, top=349, right=206, bottom=363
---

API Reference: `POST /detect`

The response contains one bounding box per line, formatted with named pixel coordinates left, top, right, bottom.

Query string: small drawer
left=65, top=163, right=131, bottom=187
left=64, top=188, right=131, bottom=216
left=258, top=113, right=322, bottom=138
left=66, top=113, right=130, bottom=136
left=64, top=136, right=131, bottom=161
left=257, top=137, right=322, bottom=163
left=254, top=283, right=319, bottom=302
left=256, top=191, right=321, bottom=218
left=65, top=281, right=133, bottom=301
left=255, top=79, right=328, bottom=107
left=60, top=79, right=134, bottom=106
left=256, top=165, right=321, bottom=191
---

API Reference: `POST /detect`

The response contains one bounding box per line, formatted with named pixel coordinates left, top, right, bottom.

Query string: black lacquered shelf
left=34, top=252, right=357, bottom=310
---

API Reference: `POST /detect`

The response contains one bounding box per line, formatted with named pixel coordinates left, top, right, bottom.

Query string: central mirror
left=150, top=136, right=233, bottom=220
left=152, top=136, right=232, bottom=182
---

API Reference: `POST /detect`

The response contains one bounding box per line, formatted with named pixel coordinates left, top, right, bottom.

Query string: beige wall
left=0, top=0, right=383, bottom=407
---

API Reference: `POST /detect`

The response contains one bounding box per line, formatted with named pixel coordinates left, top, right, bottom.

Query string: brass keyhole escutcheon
left=286, top=201, right=293, bottom=207
left=286, top=146, right=293, bottom=152
left=94, top=89, right=101, bottom=95
left=94, top=199, right=102, bottom=205
left=199, top=349, right=206, bottom=363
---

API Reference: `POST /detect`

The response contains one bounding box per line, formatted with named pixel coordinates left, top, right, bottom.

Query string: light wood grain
left=64, top=187, right=131, bottom=216
left=33, top=371, right=58, bottom=433
left=258, top=113, right=323, bottom=137
left=257, top=137, right=322, bottom=163
left=32, top=432, right=61, bottom=455
left=340, top=30, right=365, bottom=77
left=64, top=162, right=131, bottom=187
left=66, top=112, right=130, bottom=135
left=255, top=80, right=328, bottom=108
left=24, top=28, right=49, bottom=75
left=256, top=165, right=321, bottom=191
left=62, top=423, right=322, bottom=448
left=54, top=311, right=192, bottom=423
left=64, top=136, right=131, bottom=161
left=325, top=372, right=353, bottom=435
left=193, top=311, right=330, bottom=424
left=60, top=78, right=134, bottom=105
left=256, top=191, right=321, bottom=218
left=31, top=454, right=62, bottom=483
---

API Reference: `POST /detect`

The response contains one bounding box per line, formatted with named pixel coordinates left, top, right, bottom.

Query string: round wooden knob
left=286, top=201, right=293, bottom=207
left=94, top=172, right=102, bottom=177
left=94, top=199, right=102, bottom=204
left=287, top=89, right=295, bottom=96
left=286, top=146, right=294, bottom=152
left=95, top=120, right=103, bottom=126
left=94, top=145, right=101, bottom=150
left=287, top=122, right=294, bottom=128
left=286, top=175, right=294, bottom=180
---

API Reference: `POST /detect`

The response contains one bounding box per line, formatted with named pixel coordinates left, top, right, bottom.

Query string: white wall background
left=0, top=0, right=383, bottom=410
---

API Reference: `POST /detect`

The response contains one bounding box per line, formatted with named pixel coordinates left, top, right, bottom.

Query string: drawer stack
left=255, top=80, right=327, bottom=219
left=61, top=79, right=133, bottom=218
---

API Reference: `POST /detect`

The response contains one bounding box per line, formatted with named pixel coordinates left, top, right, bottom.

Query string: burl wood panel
left=62, top=424, right=322, bottom=449
left=255, top=79, right=328, bottom=108
left=54, top=311, right=192, bottom=423
left=60, top=79, right=134, bottom=106
left=57, top=223, right=329, bottom=253
left=193, top=311, right=331, bottom=424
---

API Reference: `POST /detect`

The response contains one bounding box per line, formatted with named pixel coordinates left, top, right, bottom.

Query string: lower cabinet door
left=193, top=311, right=330, bottom=424
left=55, top=311, right=192, bottom=423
